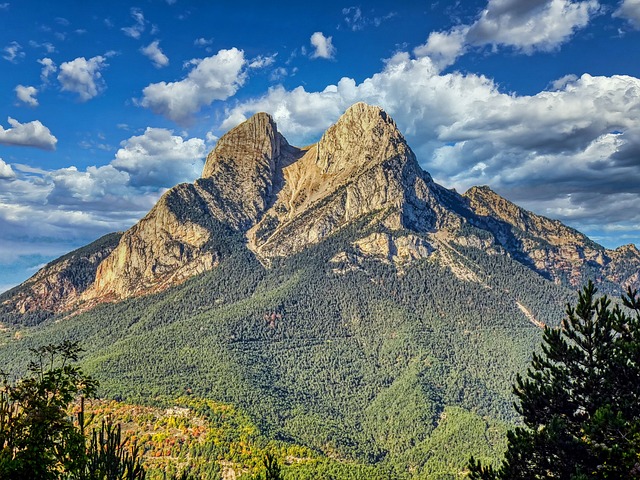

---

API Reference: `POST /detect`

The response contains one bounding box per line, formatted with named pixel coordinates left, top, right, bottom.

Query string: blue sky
left=1, top=0, right=640, bottom=292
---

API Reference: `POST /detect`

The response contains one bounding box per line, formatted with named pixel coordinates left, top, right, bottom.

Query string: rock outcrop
left=84, top=184, right=220, bottom=301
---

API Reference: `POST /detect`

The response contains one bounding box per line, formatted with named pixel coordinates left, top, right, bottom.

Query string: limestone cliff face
left=464, top=186, right=640, bottom=290
left=200, top=112, right=301, bottom=230
left=246, top=103, right=459, bottom=259
left=84, top=184, right=219, bottom=302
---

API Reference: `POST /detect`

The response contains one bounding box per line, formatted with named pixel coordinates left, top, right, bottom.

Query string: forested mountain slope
left=0, top=102, right=638, bottom=478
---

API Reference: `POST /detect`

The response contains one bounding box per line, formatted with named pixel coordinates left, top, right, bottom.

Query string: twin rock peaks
left=4, top=103, right=640, bottom=314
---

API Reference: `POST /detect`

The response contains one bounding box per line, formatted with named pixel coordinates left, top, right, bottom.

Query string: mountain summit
left=2, top=103, right=639, bottom=314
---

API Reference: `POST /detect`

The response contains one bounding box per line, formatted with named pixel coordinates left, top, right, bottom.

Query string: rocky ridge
left=2, top=102, right=639, bottom=315
left=464, top=186, right=640, bottom=289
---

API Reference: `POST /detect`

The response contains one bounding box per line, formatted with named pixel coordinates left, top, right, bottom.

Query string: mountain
left=0, top=103, right=638, bottom=478
left=2, top=102, right=638, bottom=316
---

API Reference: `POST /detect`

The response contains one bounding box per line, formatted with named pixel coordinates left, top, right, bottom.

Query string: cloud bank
left=415, top=0, right=599, bottom=68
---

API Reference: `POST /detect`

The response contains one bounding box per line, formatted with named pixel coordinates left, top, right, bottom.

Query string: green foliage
left=469, top=282, right=640, bottom=479
left=262, top=452, right=283, bottom=480
left=83, top=420, right=146, bottom=480
left=0, top=341, right=98, bottom=479
left=0, top=341, right=148, bottom=480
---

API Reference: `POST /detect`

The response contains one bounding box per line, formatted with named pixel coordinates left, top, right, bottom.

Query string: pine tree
left=469, top=281, right=640, bottom=479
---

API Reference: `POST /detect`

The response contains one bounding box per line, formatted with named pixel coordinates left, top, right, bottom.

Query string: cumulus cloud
left=0, top=117, right=57, bottom=150
left=0, top=159, right=15, bottom=179
left=141, top=40, right=169, bottom=68
left=58, top=55, right=108, bottom=101
left=122, top=7, right=145, bottom=39
left=15, top=85, right=38, bottom=107
left=310, top=32, right=336, bottom=59
left=112, top=127, right=205, bottom=187
left=415, top=0, right=599, bottom=68
left=614, top=0, right=640, bottom=28
left=139, top=47, right=246, bottom=124
left=3, top=41, right=24, bottom=62
left=218, top=52, right=640, bottom=246
left=414, top=27, right=469, bottom=70
left=38, top=57, right=57, bottom=82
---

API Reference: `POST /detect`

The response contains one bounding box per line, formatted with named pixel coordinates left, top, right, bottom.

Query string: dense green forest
left=0, top=220, right=577, bottom=478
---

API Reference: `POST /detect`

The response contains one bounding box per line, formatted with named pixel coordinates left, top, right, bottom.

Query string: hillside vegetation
left=0, top=221, right=574, bottom=478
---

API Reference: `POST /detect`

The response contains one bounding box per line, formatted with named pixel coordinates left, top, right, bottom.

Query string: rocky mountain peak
left=315, top=102, right=414, bottom=176
left=197, top=112, right=301, bottom=231
left=464, top=185, right=595, bottom=247
left=202, top=111, right=281, bottom=179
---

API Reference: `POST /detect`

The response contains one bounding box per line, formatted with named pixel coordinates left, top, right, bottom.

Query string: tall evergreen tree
left=469, top=282, right=640, bottom=479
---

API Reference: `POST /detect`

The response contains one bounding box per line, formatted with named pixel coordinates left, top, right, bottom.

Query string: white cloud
left=310, top=32, right=336, bottom=59
left=38, top=57, right=57, bottom=82
left=29, top=41, right=55, bottom=53
left=0, top=158, right=15, bottom=179
left=3, top=41, right=24, bottom=62
left=141, top=40, right=169, bottom=68
left=194, top=37, right=213, bottom=46
left=112, top=127, right=205, bottom=187
left=414, top=27, right=469, bottom=70
left=139, top=47, right=246, bottom=124
left=15, top=85, right=38, bottom=107
left=0, top=117, right=57, bottom=150
left=122, top=7, right=145, bottom=39
left=0, top=126, right=208, bottom=272
left=58, top=55, right=108, bottom=101
left=415, top=0, right=599, bottom=68
left=614, top=0, right=640, bottom=28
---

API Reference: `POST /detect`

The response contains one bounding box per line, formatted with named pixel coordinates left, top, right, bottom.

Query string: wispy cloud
left=614, top=0, right=640, bottom=28
left=342, top=6, right=396, bottom=31
left=38, top=57, right=57, bottom=82
left=3, top=41, right=24, bottom=63
left=122, top=7, right=145, bottom=39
